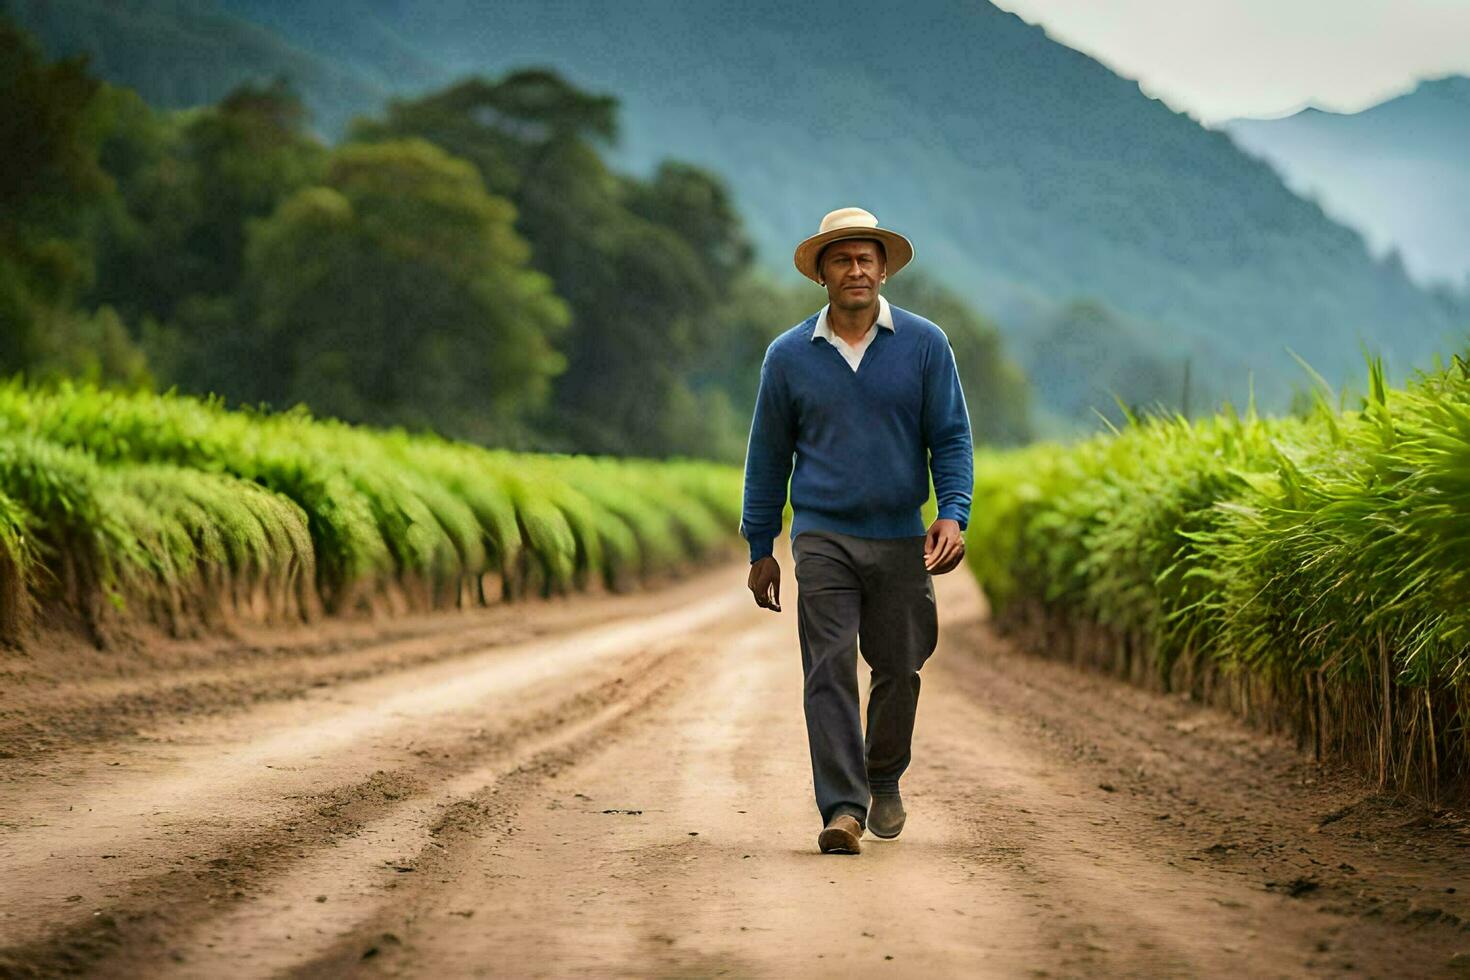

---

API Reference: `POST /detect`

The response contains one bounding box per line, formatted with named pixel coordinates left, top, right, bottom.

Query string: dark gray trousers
left=792, top=528, right=939, bottom=828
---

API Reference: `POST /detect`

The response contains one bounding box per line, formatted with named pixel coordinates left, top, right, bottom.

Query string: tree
left=0, top=20, right=146, bottom=385
left=91, top=76, right=327, bottom=325
left=351, top=70, right=619, bottom=201
left=883, top=271, right=1034, bottom=445
left=623, top=162, right=754, bottom=290
left=1019, top=298, right=1212, bottom=431
left=240, top=138, right=569, bottom=442
left=352, top=70, right=764, bottom=457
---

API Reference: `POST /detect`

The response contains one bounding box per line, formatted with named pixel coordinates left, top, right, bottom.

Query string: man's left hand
left=924, top=518, right=966, bottom=574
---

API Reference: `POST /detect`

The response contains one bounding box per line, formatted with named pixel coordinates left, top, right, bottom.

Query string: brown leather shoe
left=817, top=813, right=863, bottom=854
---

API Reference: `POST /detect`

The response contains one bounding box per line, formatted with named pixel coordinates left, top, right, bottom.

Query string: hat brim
left=794, top=227, right=914, bottom=284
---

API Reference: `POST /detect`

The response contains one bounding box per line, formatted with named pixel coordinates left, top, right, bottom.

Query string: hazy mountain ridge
left=0, top=0, right=391, bottom=135
left=1223, top=75, right=1470, bottom=291
left=12, top=0, right=1466, bottom=413
left=210, top=0, right=440, bottom=96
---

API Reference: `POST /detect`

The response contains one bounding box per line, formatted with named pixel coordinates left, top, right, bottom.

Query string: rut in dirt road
left=2, top=542, right=1468, bottom=978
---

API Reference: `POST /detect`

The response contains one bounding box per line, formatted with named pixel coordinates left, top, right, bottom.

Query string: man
left=740, top=206, right=973, bottom=855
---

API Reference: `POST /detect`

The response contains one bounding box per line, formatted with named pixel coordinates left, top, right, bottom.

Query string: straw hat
left=793, top=207, right=914, bottom=284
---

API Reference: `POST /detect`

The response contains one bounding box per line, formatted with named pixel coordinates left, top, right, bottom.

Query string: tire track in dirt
left=114, top=655, right=688, bottom=979
left=293, top=617, right=1045, bottom=978
left=0, top=580, right=750, bottom=976
left=1, top=560, right=733, bottom=760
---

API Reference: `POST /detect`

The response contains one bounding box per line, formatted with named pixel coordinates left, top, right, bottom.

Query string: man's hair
left=817, top=237, right=886, bottom=276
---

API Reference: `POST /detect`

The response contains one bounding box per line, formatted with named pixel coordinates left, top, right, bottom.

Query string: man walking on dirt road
left=740, top=206, right=973, bottom=855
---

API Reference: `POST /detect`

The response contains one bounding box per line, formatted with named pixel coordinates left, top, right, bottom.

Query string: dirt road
left=2, top=539, right=1468, bottom=978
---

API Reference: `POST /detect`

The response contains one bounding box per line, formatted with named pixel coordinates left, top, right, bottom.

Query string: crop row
left=0, top=383, right=743, bottom=644
left=964, top=358, right=1470, bottom=798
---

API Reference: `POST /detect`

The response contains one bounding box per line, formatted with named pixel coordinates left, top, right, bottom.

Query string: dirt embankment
left=2, top=541, right=1467, bottom=978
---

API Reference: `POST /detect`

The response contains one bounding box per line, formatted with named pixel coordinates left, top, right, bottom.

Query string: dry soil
left=2, top=539, right=1467, bottom=978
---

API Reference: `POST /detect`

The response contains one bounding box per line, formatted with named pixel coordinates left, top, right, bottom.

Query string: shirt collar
left=812, top=294, right=894, bottom=344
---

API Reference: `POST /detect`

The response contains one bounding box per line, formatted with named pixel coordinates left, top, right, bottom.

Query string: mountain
left=0, top=0, right=432, bottom=137
left=1020, top=300, right=1216, bottom=432
left=1222, top=76, right=1470, bottom=291
left=10, top=0, right=1467, bottom=413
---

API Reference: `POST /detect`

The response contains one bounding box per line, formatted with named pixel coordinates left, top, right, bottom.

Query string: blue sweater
left=739, top=301, right=974, bottom=563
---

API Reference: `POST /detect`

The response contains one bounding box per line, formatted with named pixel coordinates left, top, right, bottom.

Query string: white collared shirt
left=811, top=294, right=896, bottom=371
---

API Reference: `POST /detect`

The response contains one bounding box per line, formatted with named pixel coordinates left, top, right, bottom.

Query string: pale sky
left=990, top=0, right=1470, bottom=124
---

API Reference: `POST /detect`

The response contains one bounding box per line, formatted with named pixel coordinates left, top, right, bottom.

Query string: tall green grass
left=965, top=358, right=1470, bottom=799
left=0, top=382, right=744, bottom=641
left=0, top=486, right=34, bottom=642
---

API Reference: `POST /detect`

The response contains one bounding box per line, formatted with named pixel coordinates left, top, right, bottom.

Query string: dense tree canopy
left=0, top=20, right=146, bottom=385
left=91, top=77, right=327, bottom=326
left=351, top=70, right=794, bottom=457
left=883, top=272, right=1034, bottom=446
left=242, top=139, right=569, bottom=441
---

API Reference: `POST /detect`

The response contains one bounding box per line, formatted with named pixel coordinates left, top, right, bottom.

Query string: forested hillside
left=12, top=0, right=1466, bottom=424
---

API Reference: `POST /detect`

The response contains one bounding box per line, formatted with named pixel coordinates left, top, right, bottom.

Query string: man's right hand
left=747, top=556, right=782, bottom=612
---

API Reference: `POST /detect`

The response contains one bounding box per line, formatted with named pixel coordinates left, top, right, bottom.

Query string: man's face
left=818, top=239, right=886, bottom=311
